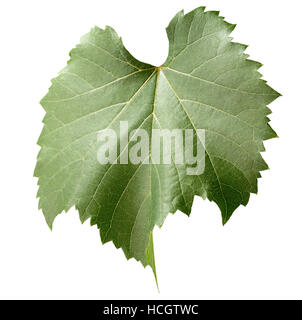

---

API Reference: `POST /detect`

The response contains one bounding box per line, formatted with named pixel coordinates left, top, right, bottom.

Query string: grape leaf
left=35, top=6, right=280, bottom=280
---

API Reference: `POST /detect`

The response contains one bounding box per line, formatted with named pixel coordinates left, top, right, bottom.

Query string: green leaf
left=35, top=6, right=280, bottom=279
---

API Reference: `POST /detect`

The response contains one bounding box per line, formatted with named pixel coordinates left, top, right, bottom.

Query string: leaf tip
left=46, top=218, right=54, bottom=231
left=222, top=217, right=229, bottom=226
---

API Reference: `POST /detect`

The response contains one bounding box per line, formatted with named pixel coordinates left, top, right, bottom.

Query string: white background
left=0, top=0, right=301, bottom=299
